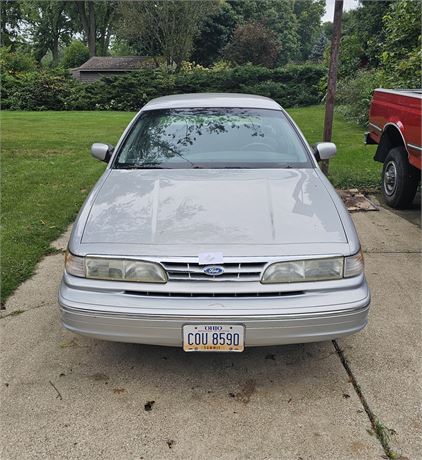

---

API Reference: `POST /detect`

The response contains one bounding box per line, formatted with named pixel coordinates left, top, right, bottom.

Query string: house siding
left=79, top=71, right=130, bottom=83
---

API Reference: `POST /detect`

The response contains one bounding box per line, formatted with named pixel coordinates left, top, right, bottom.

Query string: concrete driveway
left=1, top=199, right=420, bottom=460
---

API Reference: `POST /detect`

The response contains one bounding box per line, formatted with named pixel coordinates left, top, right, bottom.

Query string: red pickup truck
left=366, top=89, right=421, bottom=208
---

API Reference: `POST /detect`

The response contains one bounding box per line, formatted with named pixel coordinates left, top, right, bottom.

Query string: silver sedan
left=59, top=93, right=370, bottom=352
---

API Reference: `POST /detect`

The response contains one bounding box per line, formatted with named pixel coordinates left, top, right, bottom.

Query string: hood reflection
left=82, top=169, right=346, bottom=246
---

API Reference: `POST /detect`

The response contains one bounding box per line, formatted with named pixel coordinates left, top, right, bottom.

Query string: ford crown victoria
left=59, top=94, right=370, bottom=352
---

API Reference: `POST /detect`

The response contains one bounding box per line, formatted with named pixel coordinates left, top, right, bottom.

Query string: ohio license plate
left=183, top=324, right=245, bottom=352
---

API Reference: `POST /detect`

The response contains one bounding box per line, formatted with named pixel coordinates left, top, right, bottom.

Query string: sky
left=322, top=0, right=360, bottom=22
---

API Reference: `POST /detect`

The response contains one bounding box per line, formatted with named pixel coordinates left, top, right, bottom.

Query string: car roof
left=141, top=93, right=282, bottom=111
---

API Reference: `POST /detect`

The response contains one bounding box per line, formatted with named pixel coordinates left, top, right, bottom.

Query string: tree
left=336, top=0, right=390, bottom=75
left=309, top=33, right=328, bottom=63
left=336, top=25, right=365, bottom=78
left=117, top=1, right=218, bottom=70
left=95, top=1, right=118, bottom=56
left=223, top=21, right=281, bottom=67
left=347, top=0, right=390, bottom=68
left=192, top=0, right=305, bottom=67
left=0, top=0, right=23, bottom=48
left=61, top=40, right=89, bottom=68
left=293, top=0, right=325, bottom=61
left=381, top=0, right=422, bottom=88
left=191, top=1, right=238, bottom=66
left=229, top=0, right=300, bottom=65
left=20, top=0, right=73, bottom=66
left=109, top=38, right=138, bottom=57
left=70, top=1, right=118, bottom=57
left=73, top=1, right=95, bottom=56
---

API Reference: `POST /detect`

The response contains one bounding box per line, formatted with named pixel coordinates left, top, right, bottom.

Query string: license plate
left=183, top=324, right=245, bottom=352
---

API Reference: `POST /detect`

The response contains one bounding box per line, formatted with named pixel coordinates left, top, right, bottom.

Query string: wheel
left=381, top=146, right=420, bottom=209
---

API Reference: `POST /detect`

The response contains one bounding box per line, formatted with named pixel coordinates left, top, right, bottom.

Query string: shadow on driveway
left=374, top=191, right=421, bottom=228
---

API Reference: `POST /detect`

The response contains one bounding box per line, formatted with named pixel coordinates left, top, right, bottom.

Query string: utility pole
left=321, top=0, right=343, bottom=175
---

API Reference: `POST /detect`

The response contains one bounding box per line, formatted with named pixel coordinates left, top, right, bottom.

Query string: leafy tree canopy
left=61, top=40, right=89, bottom=68
left=381, top=0, right=422, bottom=88
left=191, top=1, right=238, bottom=66
left=294, top=0, right=325, bottom=61
left=0, top=0, right=23, bottom=48
left=223, top=21, right=281, bottom=68
left=229, top=0, right=300, bottom=64
left=117, top=0, right=219, bottom=69
left=20, top=0, right=73, bottom=65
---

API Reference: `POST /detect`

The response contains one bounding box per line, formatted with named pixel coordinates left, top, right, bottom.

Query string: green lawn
left=0, top=107, right=379, bottom=304
left=288, top=106, right=379, bottom=188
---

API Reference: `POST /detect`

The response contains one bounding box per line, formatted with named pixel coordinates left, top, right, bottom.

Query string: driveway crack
left=0, top=301, right=48, bottom=320
left=332, top=340, right=402, bottom=459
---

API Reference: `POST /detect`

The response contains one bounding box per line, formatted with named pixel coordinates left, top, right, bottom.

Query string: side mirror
left=312, top=142, right=336, bottom=161
left=91, top=143, right=114, bottom=163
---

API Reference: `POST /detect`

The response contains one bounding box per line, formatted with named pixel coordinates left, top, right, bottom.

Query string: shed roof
left=77, top=56, right=150, bottom=72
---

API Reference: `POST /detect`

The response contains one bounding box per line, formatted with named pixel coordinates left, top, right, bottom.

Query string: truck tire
left=381, top=146, right=419, bottom=209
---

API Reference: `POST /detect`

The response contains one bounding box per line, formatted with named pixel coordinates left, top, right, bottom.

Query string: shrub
left=61, top=41, right=90, bottom=69
left=336, top=69, right=387, bottom=126
left=2, top=70, right=77, bottom=110
left=0, top=46, right=38, bottom=74
left=3, top=63, right=326, bottom=111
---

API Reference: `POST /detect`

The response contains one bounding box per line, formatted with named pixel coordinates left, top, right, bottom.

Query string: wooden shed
left=71, top=56, right=155, bottom=83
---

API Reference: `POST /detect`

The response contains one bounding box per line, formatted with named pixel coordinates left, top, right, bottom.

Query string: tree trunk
left=321, top=0, right=343, bottom=176
left=51, top=36, right=59, bottom=66
left=88, top=1, right=96, bottom=57
left=97, top=4, right=115, bottom=56
left=76, top=1, right=96, bottom=57
left=97, top=24, right=109, bottom=56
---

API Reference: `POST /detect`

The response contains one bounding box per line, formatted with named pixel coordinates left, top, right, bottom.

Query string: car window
left=114, top=108, right=312, bottom=169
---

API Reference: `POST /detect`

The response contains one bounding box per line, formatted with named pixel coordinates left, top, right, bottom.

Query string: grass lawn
left=0, top=106, right=379, bottom=304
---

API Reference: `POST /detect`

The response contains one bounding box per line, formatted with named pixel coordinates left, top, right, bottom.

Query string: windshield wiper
left=117, top=163, right=165, bottom=169
left=116, top=162, right=206, bottom=170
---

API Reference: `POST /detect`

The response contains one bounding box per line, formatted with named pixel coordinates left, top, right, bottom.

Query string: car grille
left=161, top=261, right=267, bottom=282
left=124, top=290, right=304, bottom=298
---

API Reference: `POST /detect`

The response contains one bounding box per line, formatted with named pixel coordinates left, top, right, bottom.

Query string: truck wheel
left=381, top=147, right=419, bottom=209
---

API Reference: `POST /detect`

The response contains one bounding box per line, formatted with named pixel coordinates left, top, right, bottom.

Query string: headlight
left=261, top=257, right=344, bottom=284
left=85, top=257, right=167, bottom=283
left=344, top=250, right=364, bottom=278
left=64, top=252, right=167, bottom=283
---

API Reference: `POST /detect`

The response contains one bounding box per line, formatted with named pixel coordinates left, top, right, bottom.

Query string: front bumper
left=58, top=273, right=370, bottom=347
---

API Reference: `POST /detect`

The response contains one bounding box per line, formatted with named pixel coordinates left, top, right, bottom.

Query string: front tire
left=381, top=147, right=419, bottom=209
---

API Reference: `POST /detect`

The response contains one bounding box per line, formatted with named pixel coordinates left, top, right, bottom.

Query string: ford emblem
left=203, top=266, right=224, bottom=276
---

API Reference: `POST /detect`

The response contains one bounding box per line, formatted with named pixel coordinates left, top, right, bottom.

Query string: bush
left=336, top=69, right=387, bottom=126
left=3, top=63, right=326, bottom=111
left=2, top=69, right=78, bottom=110
left=0, top=46, right=38, bottom=74
left=61, top=41, right=90, bottom=69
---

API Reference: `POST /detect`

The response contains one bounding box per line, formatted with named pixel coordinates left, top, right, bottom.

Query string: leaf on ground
left=113, top=388, right=125, bottom=394
left=59, top=338, right=77, bottom=348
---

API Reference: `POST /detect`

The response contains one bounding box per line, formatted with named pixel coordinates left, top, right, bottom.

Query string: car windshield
left=114, top=108, right=312, bottom=169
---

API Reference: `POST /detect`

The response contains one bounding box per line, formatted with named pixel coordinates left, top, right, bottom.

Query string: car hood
left=79, top=169, right=347, bottom=255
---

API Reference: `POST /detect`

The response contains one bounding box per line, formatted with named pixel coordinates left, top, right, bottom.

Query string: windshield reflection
left=115, top=108, right=311, bottom=169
